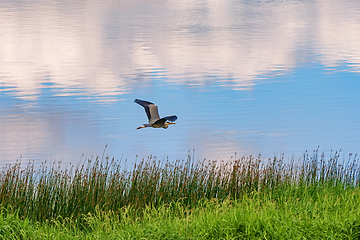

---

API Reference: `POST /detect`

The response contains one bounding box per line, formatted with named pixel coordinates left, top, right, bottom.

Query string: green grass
left=1, top=186, right=360, bottom=239
left=0, top=149, right=360, bottom=239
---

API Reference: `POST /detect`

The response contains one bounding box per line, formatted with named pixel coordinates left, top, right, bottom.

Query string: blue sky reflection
left=0, top=0, right=359, bottom=164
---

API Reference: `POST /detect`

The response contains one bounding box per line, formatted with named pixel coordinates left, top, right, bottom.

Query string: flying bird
left=134, top=99, right=178, bottom=129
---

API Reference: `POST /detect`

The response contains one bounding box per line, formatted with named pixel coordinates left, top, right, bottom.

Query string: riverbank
left=1, top=150, right=359, bottom=239
left=1, top=185, right=360, bottom=239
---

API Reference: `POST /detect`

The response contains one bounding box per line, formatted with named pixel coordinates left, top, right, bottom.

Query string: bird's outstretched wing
left=134, top=99, right=160, bottom=123
left=152, top=118, right=167, bottom=127
left=163, top=115, right=178, bottom=122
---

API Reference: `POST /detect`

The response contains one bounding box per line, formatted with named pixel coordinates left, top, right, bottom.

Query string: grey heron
left=134, top=99, right=178, bottom=129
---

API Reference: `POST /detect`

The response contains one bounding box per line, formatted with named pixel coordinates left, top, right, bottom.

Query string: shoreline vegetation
left=1, top=149, right=360, bottom=239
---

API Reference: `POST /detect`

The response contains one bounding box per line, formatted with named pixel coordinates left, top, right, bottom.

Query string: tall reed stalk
left=0, top=149, right=359, bottom=222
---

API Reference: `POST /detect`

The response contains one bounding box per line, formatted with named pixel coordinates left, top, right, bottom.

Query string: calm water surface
left=0, top=0, right=360, bottom=165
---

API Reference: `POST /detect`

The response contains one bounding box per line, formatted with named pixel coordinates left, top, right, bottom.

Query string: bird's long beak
left=137, top=126, right=145, bottom=130
left=168, top=122, right=176, bottom=125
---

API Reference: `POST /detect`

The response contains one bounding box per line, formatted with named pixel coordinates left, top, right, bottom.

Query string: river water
left=1, top=0, right=359, bottom=165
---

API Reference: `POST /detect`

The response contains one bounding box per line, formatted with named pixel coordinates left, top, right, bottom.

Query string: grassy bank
left=1, top=185, right=360, bottom=239
left=0, top=149, right=360, bottom=239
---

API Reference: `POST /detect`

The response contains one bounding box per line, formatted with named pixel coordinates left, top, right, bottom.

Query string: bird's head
left=164, top=122, right=176, bottom=129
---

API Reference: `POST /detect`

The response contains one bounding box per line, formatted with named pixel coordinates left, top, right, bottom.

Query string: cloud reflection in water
left=0, top=0, right=359, bottom=163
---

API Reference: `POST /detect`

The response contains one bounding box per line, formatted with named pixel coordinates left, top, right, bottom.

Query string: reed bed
left=0, top=149, right=359, bottom=223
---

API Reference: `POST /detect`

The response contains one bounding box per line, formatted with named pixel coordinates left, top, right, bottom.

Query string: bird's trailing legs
left=137, top=122, right=176, bottom=130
